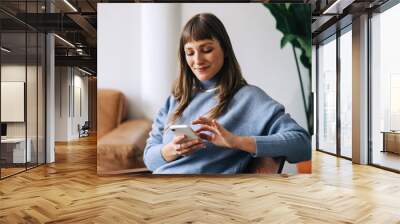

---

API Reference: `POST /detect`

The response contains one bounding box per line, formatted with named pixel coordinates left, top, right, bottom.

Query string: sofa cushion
left=97, top=89, right=127, bottom=140
left=97, top=119, right=152, bottom=174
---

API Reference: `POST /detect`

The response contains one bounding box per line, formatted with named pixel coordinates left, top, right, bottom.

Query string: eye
left=185, top=51, right=194, bottom=56
left=203, top=47, right=213, bottom=53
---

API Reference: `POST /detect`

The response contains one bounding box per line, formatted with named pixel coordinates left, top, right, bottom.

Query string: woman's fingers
left=198, top=133, right=213, bottom=141
left=212, top=119, right=222, bottom=131
left=180, top=142, right=204, bottom=152
left=177, top=138, right=202, bottom=151
left=192, top=117, right=222, bottom=129
left=177, top=142, right=205, bottom=156
left=195, top=125, right=217, bottom=134
left=173, top=135, right=186, bottom=144
left=192, top=116, right=212, bottom=125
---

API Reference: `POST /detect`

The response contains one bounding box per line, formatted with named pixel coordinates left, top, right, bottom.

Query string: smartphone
left=169, top=125, right=199, bottom=140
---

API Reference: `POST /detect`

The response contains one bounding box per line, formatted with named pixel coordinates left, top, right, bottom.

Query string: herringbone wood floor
left=1, top=135, right=400, bottom=223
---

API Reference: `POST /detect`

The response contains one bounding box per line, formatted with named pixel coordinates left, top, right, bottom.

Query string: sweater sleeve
left=251, top=103, right=311, bottom=163
left=143, top=97, right=171, bottom=171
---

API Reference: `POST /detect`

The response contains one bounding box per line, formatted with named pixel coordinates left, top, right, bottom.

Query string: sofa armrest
left=97, top=119, right=152, bottom=174
left=97, top=89, right=128, bottom=140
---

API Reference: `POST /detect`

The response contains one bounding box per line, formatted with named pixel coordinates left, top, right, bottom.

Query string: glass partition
left=0, top=1, right=46, bottom=179
left=1, top=31, right=28, bottom=177
left=317, top=36, right=337, bottom=155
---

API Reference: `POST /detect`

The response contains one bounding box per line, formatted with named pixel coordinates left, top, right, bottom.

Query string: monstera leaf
left=264, top=3, right=313, bottom=134
left=265, top=3, right=311, bottom=71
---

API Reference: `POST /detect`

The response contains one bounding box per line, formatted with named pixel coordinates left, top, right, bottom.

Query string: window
left=370, top=2, right=400, bottom=171
left=339, top=28, right=352, bottom=158
left=317, top=36, right=337, bottom=154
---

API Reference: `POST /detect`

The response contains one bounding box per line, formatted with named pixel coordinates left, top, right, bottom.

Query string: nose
left=193, top=52, right=205, bottom=65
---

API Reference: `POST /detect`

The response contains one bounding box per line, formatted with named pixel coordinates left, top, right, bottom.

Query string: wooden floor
left=1, top=136, right=400, bottom=223
left=1, top=163, right=46, bottom=178
left=1, top=167, right=26, bottom=178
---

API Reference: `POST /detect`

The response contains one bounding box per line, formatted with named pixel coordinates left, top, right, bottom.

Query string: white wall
left=55, top=67, right=68, bottom=141
left=97, top=4, right=144, bottom=119
left=140, top=4, right=181, bottom=119
left=55, top=67, right=89, bottom=141
left=73, top=73, right=89, bottom=137
left=77, top=74, right=89, bottom=124
left=98, top=3, right=310, bottom=130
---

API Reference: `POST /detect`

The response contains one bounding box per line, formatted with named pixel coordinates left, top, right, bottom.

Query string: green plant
left=264, top=3, right=313, bottom=134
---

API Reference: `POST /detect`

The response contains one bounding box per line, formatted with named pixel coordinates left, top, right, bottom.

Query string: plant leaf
left=281, top=34, right=296, bottom=48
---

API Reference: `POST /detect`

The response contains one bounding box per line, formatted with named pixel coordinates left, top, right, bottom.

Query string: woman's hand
left=192, top=117, right=238, bottom=148
left=161, top=135, right=205, bottom=162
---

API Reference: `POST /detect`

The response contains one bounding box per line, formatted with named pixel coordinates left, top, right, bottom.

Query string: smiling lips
left=195, top=65, right=210, bottom=72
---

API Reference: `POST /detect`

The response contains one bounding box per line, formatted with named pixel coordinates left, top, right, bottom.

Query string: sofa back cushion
left=97, top=89, right=127, bottom=139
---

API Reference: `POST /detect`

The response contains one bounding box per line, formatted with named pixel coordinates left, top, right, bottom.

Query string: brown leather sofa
left=97, top=89, right=152, bottom=175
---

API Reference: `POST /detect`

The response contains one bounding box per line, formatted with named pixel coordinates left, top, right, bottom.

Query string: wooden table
left=381, top=131, right=400, bottom=154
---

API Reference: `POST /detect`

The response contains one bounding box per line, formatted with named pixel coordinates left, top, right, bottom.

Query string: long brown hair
left=170, top=13, right=247, bottom=124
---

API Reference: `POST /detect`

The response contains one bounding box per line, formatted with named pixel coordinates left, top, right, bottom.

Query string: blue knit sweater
left=143, top=79, right=311, bottom=174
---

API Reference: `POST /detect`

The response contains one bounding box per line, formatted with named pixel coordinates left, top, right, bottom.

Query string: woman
left=143, top=13, right=311, bottom=174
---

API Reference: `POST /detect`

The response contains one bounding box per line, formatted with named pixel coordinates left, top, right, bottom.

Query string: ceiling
left=0, top=0, right=99, bottom=74
left=0, top=0, right=392, bottom=75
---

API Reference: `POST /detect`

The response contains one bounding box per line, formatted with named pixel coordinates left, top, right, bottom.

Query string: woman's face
left=184, top=38, right=224, bottom=81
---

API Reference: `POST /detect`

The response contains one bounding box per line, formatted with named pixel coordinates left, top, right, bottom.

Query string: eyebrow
left=184, top=42, right=214, bottom=50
